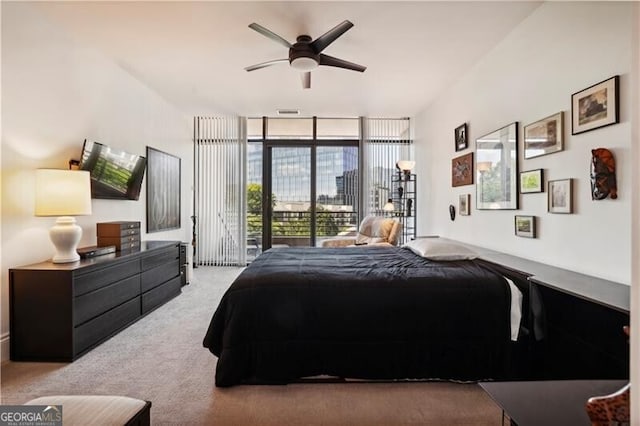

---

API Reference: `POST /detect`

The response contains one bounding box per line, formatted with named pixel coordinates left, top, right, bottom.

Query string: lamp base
left=50, top=216, right=82, bottom=263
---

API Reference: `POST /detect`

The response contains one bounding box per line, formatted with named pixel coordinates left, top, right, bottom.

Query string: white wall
left=414, top=2, right=634, bottom=284
left=630, top=3, right=639, bottom=424
left=1, top=3, right=192, bottom=361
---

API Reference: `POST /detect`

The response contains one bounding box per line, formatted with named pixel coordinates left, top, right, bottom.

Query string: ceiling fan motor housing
left=289, top=35, right=319, bottom=70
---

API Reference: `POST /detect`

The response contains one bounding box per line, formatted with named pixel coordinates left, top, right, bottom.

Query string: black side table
left=479, top=380, right=628, bottom=426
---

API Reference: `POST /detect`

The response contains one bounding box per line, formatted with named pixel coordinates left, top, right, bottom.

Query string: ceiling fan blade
left=245, top=59, right=289, bottom=72
left=310, top=20, right=354, bottom=54
left=319, top=54, right=366, bottom=72
left=248, top=23, right=292, bottom=49
left=301, top=72, right=311, bottom=89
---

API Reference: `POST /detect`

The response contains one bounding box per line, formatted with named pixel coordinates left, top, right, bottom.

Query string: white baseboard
left=1, top=332, right=10, bottom=363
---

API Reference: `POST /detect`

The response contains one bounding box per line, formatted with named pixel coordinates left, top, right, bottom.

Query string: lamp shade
left=35, top=169, right=92, bottom=217
left=396, top=160, right=416, bottom=172
left=383, top=199, right=395, bottom=212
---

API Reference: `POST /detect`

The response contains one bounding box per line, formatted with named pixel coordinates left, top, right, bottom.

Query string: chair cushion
left=355, top=216, right=397, bottom=245
left=25, top=395, right=149, bottom=426
left=321, top=238, right=356, bottom=248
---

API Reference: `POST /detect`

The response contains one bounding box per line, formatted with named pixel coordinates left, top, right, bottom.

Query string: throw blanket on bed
left=203, top=246, right=512, bottom=387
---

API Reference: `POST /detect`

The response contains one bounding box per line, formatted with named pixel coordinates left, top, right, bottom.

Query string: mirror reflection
left=476, top=122, right=518, bottom=210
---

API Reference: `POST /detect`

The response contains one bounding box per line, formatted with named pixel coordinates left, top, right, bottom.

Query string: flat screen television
left=80, top=139, right=146, bottom=200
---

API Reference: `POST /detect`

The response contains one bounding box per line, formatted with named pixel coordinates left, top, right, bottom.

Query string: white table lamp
left=35, top=169, right=92, bottom=263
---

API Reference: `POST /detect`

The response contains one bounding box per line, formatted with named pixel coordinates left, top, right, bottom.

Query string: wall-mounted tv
left=80, top=139, right=146, bottom=200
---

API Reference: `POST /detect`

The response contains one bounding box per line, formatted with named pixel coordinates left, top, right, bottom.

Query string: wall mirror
left=476, top=122, right=518, bottom=210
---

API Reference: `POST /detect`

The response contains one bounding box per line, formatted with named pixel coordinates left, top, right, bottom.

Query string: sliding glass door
left=315, top=145, right=359, bottom=246
left=261, top=143, right=358, bottom=250
left=268, top=146, right=312, bottom=248
left=248, top=117, right=360, bottom=252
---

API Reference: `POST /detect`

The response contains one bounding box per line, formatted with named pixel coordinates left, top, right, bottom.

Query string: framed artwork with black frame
left=455, top=123, right=468, bottom=152
left=524, top=112, right=563, bottom=159
left=548, top=178, right=573, bottom=214
left=146, top=146, right=181, bottom=233
left=515, top=215, right=536, bottom=238
left=571, top=75, right=619, bottom=135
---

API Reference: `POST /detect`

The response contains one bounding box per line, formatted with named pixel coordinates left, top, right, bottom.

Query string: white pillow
left=403, top=238, right=478, bottom=261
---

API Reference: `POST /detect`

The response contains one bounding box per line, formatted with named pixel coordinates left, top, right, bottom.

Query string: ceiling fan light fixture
left=290, top=57, right=319, bottom=71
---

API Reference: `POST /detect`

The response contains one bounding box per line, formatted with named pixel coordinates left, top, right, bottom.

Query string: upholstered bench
left=25, top=395, right=151, bottom=426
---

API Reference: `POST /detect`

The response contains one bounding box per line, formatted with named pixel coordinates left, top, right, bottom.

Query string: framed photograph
left=147, top=146, right=181, bottom=232
left=524, top=112, right=563, bottom=159
left=455, top=123, right=468, bottom=152
left=515, top=215, right=536, bottom=238
left=476, top=122, right=518, bottom=210
left=548, top=178, right=573, bottom=214
left=520, top=169, right=544, bottom=194
left=571, top=75, right=619, bottom=135
left=459, top=194, right=470, bottom=216
left=452, top=152, right=473, bottom=187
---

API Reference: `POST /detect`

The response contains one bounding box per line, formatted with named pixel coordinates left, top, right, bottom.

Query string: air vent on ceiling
left=277, top=109, right=300, bottom=116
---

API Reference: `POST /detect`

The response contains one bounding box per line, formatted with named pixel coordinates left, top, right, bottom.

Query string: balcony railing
left=246, top=210, right=358, bottom=259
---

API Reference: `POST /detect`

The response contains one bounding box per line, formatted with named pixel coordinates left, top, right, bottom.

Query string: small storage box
left=97, top=221, right=141, bottom=237
left=97, top=222, right=141, bottom=251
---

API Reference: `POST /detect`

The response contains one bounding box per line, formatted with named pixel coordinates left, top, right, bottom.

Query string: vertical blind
left=194, top=116, right=246, bottom=266
left=361, top=118, right=413, bottom=218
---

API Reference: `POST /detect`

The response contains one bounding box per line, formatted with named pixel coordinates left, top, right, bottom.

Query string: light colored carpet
left=1, top=265, right=503, bottom=425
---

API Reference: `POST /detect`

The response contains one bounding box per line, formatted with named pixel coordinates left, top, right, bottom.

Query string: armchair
left=321, top=216, right=402, bottom=247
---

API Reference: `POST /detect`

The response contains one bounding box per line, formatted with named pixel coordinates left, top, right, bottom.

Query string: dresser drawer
left=97, top=236, right=141, bottom=251
left=74, top=275, right=140, bottom=326
left=74, top=296, right=141, bottom=355
left=141, top=260, right=180, bottom=293
left=142, top=276, right=181, bottom=314
left=74, top=259, right=140, bottom=297
left=141, top=246, right=179, bottom=271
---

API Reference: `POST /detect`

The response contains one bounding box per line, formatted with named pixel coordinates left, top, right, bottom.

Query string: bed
left=203, top=240, right=527, bottom=387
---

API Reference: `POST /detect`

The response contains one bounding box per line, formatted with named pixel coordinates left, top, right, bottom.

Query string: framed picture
left=459, top=194, right=470, bottom=216
left=455, top=123, right=468, bottom=152
left=515, top=215, right=536, bottom=238
left=476, top=122, right=518, bottom=210
left=571, top=75, right=619, bottom=135
left=520, top=169, right=544, bottom=194
left=452, top=152, right=473, bottom=187
left=147, top=146, right=181, bottom=232
left=524, top=112, right=563, bottom=159
left=548, top=178, right=573, bottom=214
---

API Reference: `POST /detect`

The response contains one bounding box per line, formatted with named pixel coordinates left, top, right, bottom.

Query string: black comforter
left=203, top=246, right=513, bottom=387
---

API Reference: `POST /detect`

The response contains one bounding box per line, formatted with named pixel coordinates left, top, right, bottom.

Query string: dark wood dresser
left=9, top=240, right=181, bottom=361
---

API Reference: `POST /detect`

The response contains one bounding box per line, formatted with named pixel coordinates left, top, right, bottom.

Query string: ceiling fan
left=245, top=20, right=366, bottom=89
